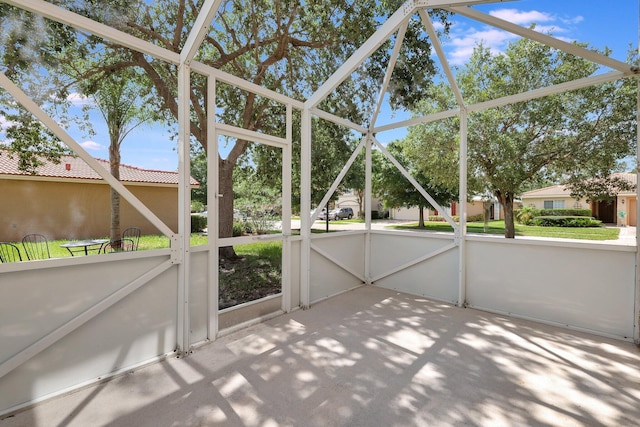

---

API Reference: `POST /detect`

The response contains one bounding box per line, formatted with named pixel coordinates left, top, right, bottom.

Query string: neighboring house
left=335, top=190, right=384, bottom=218
left=0, top=152, right=199, bottom=241
left=520, top=173, right=637, bottom=226
left=391, top=197, right=506, bottom=221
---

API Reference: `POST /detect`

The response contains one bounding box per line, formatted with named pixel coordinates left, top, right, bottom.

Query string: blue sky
left=2, top=0, right=638, bottom=171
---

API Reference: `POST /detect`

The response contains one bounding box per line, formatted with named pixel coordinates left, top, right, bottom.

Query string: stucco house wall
left=0, top=179, right=179, bottom=241
left=0, top=153, right=196, bottom=242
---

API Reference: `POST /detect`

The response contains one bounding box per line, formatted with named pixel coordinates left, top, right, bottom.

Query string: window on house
left=544, top=200, right=564, bottom=209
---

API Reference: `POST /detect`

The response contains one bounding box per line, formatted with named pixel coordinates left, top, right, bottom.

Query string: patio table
left=60, top=239, right=109, bottom=256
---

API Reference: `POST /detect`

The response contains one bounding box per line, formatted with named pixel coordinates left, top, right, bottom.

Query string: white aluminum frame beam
left=207, top=76, right=219, bottom=340
left=369, top=22, right=409, bottom=130
left=448, top=5, right=635, bottom=74
left=3, top=0, right=180, bottom=65
left=281, top=104, right=294, bottom=313
left=310, top=243, right=367, bottom=283
left=370, top=241, right=457, bottom=282
left=181, top=0, right=223, bottom=64
left=176, top=64, right=191, bottom=352
left=305, top=6, right=412, bottom=109
left=374, top=71, right=627, bottom=134
left=418, top=9, right=465, bottom=107
left=215, top=123, right=288, bottom=149
left=310, top=107, right=368, bottom=134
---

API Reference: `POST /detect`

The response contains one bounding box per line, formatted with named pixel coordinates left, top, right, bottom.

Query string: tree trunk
left=418, top=207, right=425, bottom=228
left=356, top=189, right=365, bottom=219
left=219, top=158, right=239, bottom=260
left=483, top=201, right=491, bottom=232
left=109, top=143, right=121, bottom=242
left=496, top=192, right=515, bottom=238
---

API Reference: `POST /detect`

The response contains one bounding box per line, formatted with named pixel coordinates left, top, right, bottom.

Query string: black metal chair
left=101, top=238, right=135, bottom=254
left=0, top=242, right=23, bottom=263
left=21, top=234, right=51, bottom=260
left=122, top=227, right=141, bottom=250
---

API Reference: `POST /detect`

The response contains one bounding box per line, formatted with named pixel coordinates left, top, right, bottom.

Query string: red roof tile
left=0, top=151, right=199, bottom=186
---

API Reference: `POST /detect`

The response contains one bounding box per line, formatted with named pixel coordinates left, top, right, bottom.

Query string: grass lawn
left=391, top=220, right=621, bottom=241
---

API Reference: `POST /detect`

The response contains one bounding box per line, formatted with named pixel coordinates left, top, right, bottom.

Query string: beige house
left=391, top=197, right=506, bottom=222
left=0, top=152, right=198, bottom=241
left=520, top=173, right=637, bottom=226
left=335, top=190, right=384, bottom=218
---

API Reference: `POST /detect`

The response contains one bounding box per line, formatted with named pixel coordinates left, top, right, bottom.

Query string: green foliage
left=373, top=141, right=458, bottom=214
left=191, top=214, right=207, bottom=232
left=391, top=220, right=618, bottom=240
left=190, top=200, right=205, bottom=213
left=539, top=208, right=592, bottom=217
left=232, top=222, right=245, bottom=237
left=532, top=216, right=602, bottom=227
left=404, top=37, right=636, bottom=238
left=515, top=206, right=541, bottom=225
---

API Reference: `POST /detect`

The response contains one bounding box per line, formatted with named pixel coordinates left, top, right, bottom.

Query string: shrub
left=539, top=208, right=591, bottom=217
left=190, top=200, right=205, bottom=213
left=532, top=216, right=602, bottom=227
left=466, top=213, right=484, bottom=222
left=232, top=222, right=245, bottom=237
left=515, top=206, right=540, bottom=225
left=191, top=214, right=207, bottom=232
left=428, top=215, right=446, bottom=222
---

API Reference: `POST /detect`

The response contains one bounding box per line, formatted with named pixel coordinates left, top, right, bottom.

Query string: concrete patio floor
left=2, top=286, right=640, bottom=427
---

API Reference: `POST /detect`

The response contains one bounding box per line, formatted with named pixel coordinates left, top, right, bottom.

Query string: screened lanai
left=1, top=0, right=640, bottom=424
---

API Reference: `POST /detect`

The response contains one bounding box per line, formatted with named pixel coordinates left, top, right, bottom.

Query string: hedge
left=532, top=216, right=602, bottom=227
left=539, top=208, right=591, bottom=217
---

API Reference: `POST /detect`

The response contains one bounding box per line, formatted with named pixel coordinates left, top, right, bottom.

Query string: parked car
left=317, top=208, right=329, bottom=220
left=333, top=207, right=354, bottom=220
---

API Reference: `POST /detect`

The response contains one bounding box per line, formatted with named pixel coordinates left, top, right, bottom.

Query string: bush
left=539, top=208, right=591, bottom=217
left=191, top=214, right=207, bottom=232
left=190, top=200, right=205, bottom=213
left=532, top=216, right=602, bottom=227
left=467, top=213, right=484, bottom=222
left=515, top=206, right=540, bottom=225
left=428, top=215, right=446, bottom=222
left=232, top=222, right=245, bottom=237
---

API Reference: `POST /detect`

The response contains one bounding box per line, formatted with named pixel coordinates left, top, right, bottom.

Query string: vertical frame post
left=365, top=135, right=373, bottom=285
left=177, top=63, right=191, bottom=353
left=282, top=104, right=293, bottom=312
left=207, top=75, right=219, bottom=340
left=634, top=72, right=640, bottom=344
left=458, top=108, right=468, bottom=307
left=300, top=108, right=312, bottom=309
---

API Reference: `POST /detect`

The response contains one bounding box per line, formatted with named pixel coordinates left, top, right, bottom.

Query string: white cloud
left=0, top=116, right=16, bottom=131
left=67, top=93, right=93, bottom=106
left=442, top=8, right=582, bottom=65
left=80, top=140, right=104, bottom=151
left=447, top=27, right=519, bottom=65
left=489, top=9, right=554, bottom=25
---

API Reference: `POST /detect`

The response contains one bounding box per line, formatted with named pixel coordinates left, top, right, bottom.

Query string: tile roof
left=521, top=184, right=573, bottom=198
left=0, top=151, right=199, bottom=186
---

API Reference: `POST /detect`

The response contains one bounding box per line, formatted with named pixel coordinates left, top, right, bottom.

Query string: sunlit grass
left=391, top=220, right=621, bottom=241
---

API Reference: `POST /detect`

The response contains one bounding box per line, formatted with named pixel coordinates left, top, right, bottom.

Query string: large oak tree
left=1, top=1, right=451, bottom=256
left=406, top=37, right=637, bottom=238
